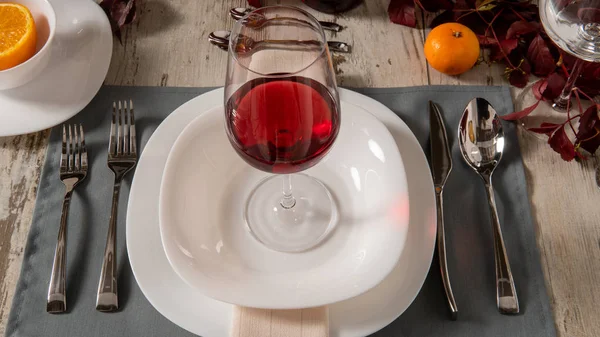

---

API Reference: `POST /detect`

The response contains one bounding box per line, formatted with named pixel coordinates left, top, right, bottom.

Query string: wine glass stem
left=281, top=174, right=296, bottom=209
left=554, top=59, right=584, bottom=111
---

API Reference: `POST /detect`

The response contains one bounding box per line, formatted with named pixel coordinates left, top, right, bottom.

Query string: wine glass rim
left=228, top=5, right=328, bottom=78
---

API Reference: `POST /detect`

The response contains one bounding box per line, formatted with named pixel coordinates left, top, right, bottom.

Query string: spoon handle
left=435, top=191, right=458, bottom=320
left=483, top=179, right=520, bottom=315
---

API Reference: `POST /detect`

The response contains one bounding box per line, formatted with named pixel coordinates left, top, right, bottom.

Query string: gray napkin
left=5, top=85, right=556, bottom=337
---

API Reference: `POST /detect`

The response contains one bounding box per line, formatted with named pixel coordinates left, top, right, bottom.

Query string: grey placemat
left=6, top=85, right=556, bottom=337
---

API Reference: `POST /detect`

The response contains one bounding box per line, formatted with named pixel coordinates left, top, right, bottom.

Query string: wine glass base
left=552, top=97, right=570, bottom=111
left=514, top=82, right=571, bottom=141
left=245, top=173, right=338, bottom=253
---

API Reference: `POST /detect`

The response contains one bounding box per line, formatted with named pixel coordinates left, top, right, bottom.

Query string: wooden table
left=1, top=0, right=599, bottom=335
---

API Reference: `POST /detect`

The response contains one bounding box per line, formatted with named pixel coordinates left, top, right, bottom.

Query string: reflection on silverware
left=47, top=124, right=88, bottom=314
left=208, top=30, right=351, bottom=54
left=429, top=101, right=458, bottom=320
left=229, top=7, right=343, bottom=32
left=96, top=100, right=138, bottom=312
left=458, top=98, right=520, bottom=315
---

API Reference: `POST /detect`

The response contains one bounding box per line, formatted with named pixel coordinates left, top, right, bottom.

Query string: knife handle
left=435, top=190, right=458, bottom=320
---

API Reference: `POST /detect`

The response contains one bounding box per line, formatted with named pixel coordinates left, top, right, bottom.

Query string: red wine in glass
left=302, top=0, right=362, bottom=13
left=225, top=75, right=340, bottom=174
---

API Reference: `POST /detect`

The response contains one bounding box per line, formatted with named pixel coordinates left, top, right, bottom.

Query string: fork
left=47, top=124, right=88, bottom=314
left=229, top=7, right=343, bottom=32
left=96, top=100, right=137, bottom=312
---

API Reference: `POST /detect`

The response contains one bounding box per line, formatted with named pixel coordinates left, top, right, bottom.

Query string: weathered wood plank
left=0, top=131, right=49, bottom=336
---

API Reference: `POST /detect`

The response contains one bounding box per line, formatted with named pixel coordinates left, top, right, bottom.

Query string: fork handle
left=47, top=190, right=72, bottom=313
left=96, top=178, right=122, bottom=312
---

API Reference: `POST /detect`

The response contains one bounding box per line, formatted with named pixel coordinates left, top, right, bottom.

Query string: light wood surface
left=1, top=0, right=599, bottom=336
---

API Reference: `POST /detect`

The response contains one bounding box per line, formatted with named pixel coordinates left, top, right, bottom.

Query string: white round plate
left=0, top=0, right=112, bottom=136
left=126, top=88, right=436, bottom=337
left=159, top=102, right=409, bottom=309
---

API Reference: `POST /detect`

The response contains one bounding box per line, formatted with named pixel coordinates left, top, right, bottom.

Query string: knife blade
left=429, top=101, right=458, bottom=320
left=430, top=101, right=452, bottom=188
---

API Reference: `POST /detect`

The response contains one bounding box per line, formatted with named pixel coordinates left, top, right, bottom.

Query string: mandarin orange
left=424, top=23, right=480, bottom=76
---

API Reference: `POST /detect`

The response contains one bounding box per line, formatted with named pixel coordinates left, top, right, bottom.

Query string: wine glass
left=224, top=6, right=341, bottom=253
left=302, top=0, right=363, bottom=13
left=539, top=0, right=600, bottom=110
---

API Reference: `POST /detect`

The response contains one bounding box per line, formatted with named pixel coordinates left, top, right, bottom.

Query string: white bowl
left=0, top=0, right=56, bottom=90
left=158, top=102, right=410, bottom=309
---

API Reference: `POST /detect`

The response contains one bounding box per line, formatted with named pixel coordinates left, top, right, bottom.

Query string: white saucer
left=126, top=88, right=436, bottom=337
left=0, top=0, right=112, bottom=136
left=159, top=102, right=409, bottom=309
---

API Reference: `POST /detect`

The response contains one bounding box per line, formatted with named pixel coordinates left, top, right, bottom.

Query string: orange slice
left=0, top=3, right=37, bottom=71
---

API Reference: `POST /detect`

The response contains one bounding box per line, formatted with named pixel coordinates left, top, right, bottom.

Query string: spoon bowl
left=458, top=97, right=519, bottom=315
left=458, top=98, right=505, bottom=176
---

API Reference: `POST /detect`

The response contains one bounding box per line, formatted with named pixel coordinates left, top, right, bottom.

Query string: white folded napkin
left=230, top=306, right=328, bottom=337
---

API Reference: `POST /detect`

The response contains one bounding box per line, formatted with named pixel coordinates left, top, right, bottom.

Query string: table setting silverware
left=458, top=97, right=520, bottom=315
left=229, top=7, right=344, bottom=32
left=208, top=30, right=351, bottom=54
left=96, top=100, right=138, bottom=312
left=428, top=101, right=458, bottom=320
left=47, top=124, right=88, bottom=314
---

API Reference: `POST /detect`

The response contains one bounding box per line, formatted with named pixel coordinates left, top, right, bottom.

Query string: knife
left=429, top=101, right=458, bottom=320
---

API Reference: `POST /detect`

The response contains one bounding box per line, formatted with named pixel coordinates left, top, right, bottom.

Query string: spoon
left=208, top=31, right=351, bottom=54
left=458, top=97, right=520, bottom=315
left=229, top=7, right=343, bottom=32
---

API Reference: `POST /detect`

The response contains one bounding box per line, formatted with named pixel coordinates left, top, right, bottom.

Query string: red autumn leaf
left=477, top=35, right=496, bottom=47
left=576, top=105, right=600, bottom=154
left=577, top=78, right=600, bottom=98
left=111, top=0, right=136, bottom=28
left=543, top=72, right=567, bottom=100
left=99, top=0, right=136, bottom=40
left=247, top=0, right=262, bottom=7
left=581, top=61, right=600, bottom=80
left=509, top=71, right=530, bottom=87
left=506, top=21, right=540, bottom=39
left=501, top=99, right=540, bottom=121
left=454, top=0, right=473, bottom=9
left=491, top=38, right=518, bottom=61
left=529, top=122, right=562, bottom=135
left=509, top=70, right=530, bottom=88
left=548, top=125, right=577, bottom=161
left=389, top=0, right=417, bottom=28
left=577, top=62, right=600, bottom=97
left=532, top=78, right=548, bottom=101
left=507, top=58, right=531, bottom=88
left=527, top=34, right=556, bottom=77
left=419, top=0, right=453, bottom=12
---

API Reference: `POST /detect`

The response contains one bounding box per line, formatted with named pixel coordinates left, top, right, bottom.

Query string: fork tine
left=74, top=124, right=80, bottom=171
left=130, top=99, right=136, bottom=156
left=60, top=124, right=67, bottom=171
left=60, top=125, right=67, bottom=172
left=109, top=102, right=117, bottom=155
left=117, top=101, right=123, bottom=156
left=68, top=125, right=74, bottom=172
left=123, top=101, right=130, bottom=155
left=80, top=124, right=88, bottom=171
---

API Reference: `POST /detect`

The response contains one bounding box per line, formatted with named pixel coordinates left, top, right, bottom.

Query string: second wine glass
left=224, top=6, right=341, bottom=253
left=540, top=0, right=600, bottom=110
